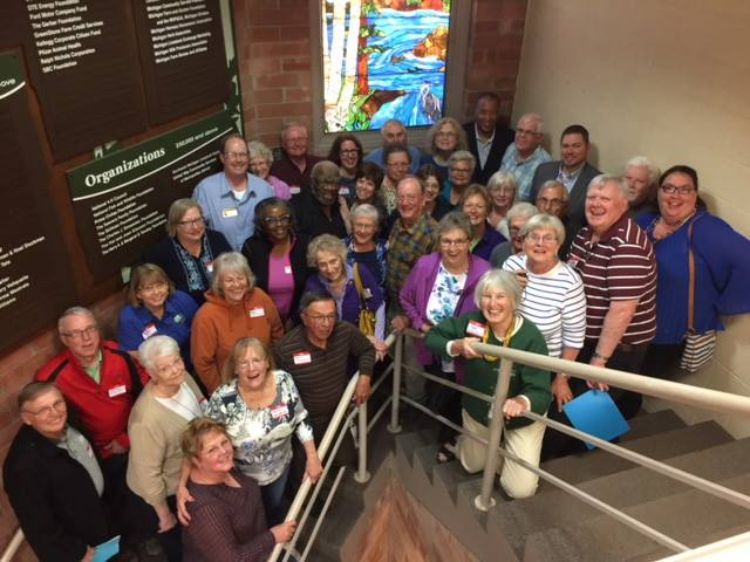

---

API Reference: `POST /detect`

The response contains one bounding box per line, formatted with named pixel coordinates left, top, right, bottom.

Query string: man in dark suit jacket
left=529, top=124, right=601, bottom=235
left=463, top=92, right=514, bottom=185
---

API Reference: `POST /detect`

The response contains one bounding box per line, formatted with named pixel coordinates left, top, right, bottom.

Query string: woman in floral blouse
left=399, top=212, right=491, bottom=462
left=205, top=337, right=322, bottom=525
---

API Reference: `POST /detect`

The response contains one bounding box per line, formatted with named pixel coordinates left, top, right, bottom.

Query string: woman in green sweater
left=425, top=269, right=551, bottom=499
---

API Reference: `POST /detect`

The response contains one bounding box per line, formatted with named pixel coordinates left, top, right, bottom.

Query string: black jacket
left=463, top=121, right=515, bottom=185
left=3, top=425, right=112, bottom=562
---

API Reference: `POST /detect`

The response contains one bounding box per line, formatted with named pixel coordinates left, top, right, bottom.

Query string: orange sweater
left=191, top=288, right=284, bottom=394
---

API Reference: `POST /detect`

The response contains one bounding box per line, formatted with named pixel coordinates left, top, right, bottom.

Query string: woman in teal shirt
left=425, top=269, right=551, bottom=499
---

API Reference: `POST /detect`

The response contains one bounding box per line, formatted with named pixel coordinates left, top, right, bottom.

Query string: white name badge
left=222, top=207, right=239, bottom=218
left=339, top=187, right=350, bottom=196
left=293, top=351, right=312, bottom=365
left=271, top=405, right=288, bottom=420
left=249, top=307, right=265, bottom=318
left=284, top=265, right=293, bottom=275
left=141, top=323, right=158, bottom=339
left=466, top=320, right=486, bottom=338
left=206, top=261, right=214, bottom=274
left=108, top=384, right=127, bottom=398
left=290, top=186, right=301, bottom=195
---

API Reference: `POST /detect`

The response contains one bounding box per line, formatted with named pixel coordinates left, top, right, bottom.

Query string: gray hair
left=473, top=269, right=522, bottom=311
left=211, top=252, right=256, bottom=295
left=166, top=198, right=204, bottom=237
left=624, top=156, right=660, bottom=187
left=18, top=381, right=61, bottom=410
left=506, top=202, right=540, bottom=224
left=247, top=140, right=273, bottom=164
left=522, top=213, right=566, bottom=246
left=435, top=211, right=472, bottom=243
left=538, top=180, right=569, bottom=201
left=310, top=160, right=341, bottom=189
left=307, top=234, right=347, bottom=268
left=487, top=171, right=518, bottom=195
left=517, top=112, right=544, bottom=134
left=448, top=150, right=476, bottom=173
left=58, top=306, right=96, bottom=333
left=397, top=175, right=424, bottom=194
left=382, top=119, right=406, bottom=137
left=138, top=335, right=180, bottom=374
left=588, top=174, right=629, bottom=199
left=281, top=121, right=307, bottom=142
left=350, top=203, right=380, bottom=226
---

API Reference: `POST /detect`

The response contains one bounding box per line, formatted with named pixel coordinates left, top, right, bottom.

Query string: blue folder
left=93, top=535, right=120, bottom=562
left=563, top=390, right=630, bottom=450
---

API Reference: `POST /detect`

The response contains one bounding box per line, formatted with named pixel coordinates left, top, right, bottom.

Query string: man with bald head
left=364, top=119, right=422, bottom=174
left=500, top=113, right=552, bottom=201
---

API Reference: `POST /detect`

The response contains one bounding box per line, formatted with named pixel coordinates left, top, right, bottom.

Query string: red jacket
left=35, top=341, right=149, bottom=458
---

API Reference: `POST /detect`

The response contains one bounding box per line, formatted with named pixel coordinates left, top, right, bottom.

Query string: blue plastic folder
left=563, top=390, right=630, bottom=450
left=93, top=535, right=120, bottom=562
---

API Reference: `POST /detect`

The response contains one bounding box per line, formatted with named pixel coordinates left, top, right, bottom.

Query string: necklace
left=481, top=316, right=516, bottom=362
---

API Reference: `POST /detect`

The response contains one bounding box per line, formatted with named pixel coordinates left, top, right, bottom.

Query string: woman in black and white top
left=502, top=214, right=587, bottom=412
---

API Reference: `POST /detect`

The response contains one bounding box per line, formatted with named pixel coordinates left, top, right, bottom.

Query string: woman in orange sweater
left=191, top=252, right=283, bottom=394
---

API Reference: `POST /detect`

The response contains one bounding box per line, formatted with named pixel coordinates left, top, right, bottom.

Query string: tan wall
left=513, top=0, right=750, bottom=436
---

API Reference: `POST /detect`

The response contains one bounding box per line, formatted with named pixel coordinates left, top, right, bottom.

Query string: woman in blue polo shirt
left=118, top=263, right=199, bottom=373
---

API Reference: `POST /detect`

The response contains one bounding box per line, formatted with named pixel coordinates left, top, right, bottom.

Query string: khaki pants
left=458, top=409, right=546, bottom=499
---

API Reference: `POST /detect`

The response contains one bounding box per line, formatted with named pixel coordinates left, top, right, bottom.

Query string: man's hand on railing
left=552, top=374, right=574, bottom=412
left=450, top=337, right=481, bottom=359
left=271, top=520, right=298, bottom=544
left=355, top=375, right=372, bottom=405
left=390, top=314, right=410, bottom=332
left=503, top=396, right=530, bottom=419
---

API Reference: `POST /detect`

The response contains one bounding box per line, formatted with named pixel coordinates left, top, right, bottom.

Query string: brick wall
left=235, top=0, right=528, bottom=143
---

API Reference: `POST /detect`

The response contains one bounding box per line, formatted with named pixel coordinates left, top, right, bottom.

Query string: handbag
left=679, top=219, right=717, bottom=373
left=353, top=263, right=376, bottom=337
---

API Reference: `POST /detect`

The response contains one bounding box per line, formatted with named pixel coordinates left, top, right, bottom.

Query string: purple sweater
left=399, top=252, right=491, bottom=373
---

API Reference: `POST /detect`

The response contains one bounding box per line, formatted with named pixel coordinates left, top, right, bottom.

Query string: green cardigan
left=425, top=311, right=551, bottom=429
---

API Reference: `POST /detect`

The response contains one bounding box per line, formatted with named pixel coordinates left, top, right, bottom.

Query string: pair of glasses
left=178, top=218, right=204, bottom=227
left=139, top=282, right=168, bottom=294
left=660, top=184, right=695, bottom=195
left=263, top=215, right=291, bottom=226
left=23, top=399, right=66, bottom=418
left=305, top=313, right=336, bottom=323
left=224, top=151, right=248, bottom=159
left=61, top=326, right=98, bottom=340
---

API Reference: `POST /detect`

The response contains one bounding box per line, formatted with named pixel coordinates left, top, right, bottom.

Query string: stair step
left=620, top=409, right=686, bottom=442
left=522, top=473, right=750, bottom=562
left=496, top=437, right=750, bottom=550
left=540, top=421, right=732, bottom=485
left=394, top=429, right=436, bottom=467
left=432, top=457, right=480, bottom=503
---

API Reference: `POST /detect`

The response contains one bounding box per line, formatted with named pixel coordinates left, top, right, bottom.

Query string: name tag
left=108, top=384, right=127, bottom=398
left=222, top=207, right=239, bottom=218
left=206, top=261, right=214, bottom=274
left=290, top=186, right=301, bottom=195
left=339, top=187, right=350, bottom=196
left=293, top=352, right=312, bottom=365
left=173, top=313, right=185, bottom=325
left=284, top=265, right=293, bottom=275
left=363, top=288, right=373, bottom=299
left=271, top=404, right=288, bottom=420
left=141, top=323, right=157, bottom=339
left=249, top=307, right=265, bottom=318
left=466, top=320, right=486, bottom=338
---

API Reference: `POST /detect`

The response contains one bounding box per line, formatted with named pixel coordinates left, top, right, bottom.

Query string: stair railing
left=383, top=330, right=750, bottom=556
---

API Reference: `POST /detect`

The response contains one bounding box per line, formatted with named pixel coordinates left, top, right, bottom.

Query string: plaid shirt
left=500, top=143, right=552, bottom=201
left=387, top=213, right=437, bottom=311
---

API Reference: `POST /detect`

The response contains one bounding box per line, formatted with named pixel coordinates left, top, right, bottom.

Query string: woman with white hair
left=486, top=171, right=518, bottom=239
left=344, top=204, right=388, bottom=289
left=191, top=252, right=284, bottom=394
left=127, top=335, right=206, bottom=561
left=425, top=270, right=551, bottom=499
left=442, top=150, right=476, bottom=208
left=502, top=214, right=587, bottom=411
left=247, top=140, right=292, bottom=200
left=489, top=202, right=540, bottom=267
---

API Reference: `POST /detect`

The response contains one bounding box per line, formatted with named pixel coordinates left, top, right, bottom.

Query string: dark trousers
left=123, top=493, right=182, bottom=562
left=642, top=343, right=685, bottom=379
left=425, top=362, right=462, bottom=445
left=541, top=340, right=648, bottom=461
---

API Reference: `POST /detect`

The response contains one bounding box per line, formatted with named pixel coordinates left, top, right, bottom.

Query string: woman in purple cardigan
left=304, top=234, right=388, bottom=358
left=399, top=212, right=491, bottom=462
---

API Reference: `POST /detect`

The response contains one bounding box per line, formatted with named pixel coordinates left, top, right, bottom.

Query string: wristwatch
left=592, top=351, right=610, bottom=361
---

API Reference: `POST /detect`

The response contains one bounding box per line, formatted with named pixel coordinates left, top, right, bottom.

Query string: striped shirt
left=503, top=256, right=587, bottom=357
left=567, top=215, right=657, bottom=345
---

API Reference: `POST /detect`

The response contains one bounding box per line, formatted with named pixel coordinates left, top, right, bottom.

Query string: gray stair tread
left=619, top=409, right=686, bottom=442
left=523, top=473, right=750, bottom=562
left=498, top=437, right=750, bottom=542
left=394, top=429, right=436, bottom=465
left=540, top=421, right=732, bottom=484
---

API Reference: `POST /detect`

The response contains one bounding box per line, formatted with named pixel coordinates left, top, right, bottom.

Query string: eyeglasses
left=440, top=238, right=470, bottom=247
left=450, top=168, right=472, bottom=175
left=23, top=399, right=66, bottom=418
left=660, top=183, right=695, bottom=195
left=263, top=215, right=291, bottom=226
left=224, top=151, right=248, bottom=160
left=178, top=217, right=204, bottom=227
left=526, top=234, right=557, bottom=245
left=340, top=149, right=359, bottom=156
left=516, top=128, right=540, bottom=137
left=139, top=281, right=167, bottom=294
left=396, top=195, right=420, bottom=203
left=436, top=131, right=457, bottom=138
left=156, top=358, right=184, bottom=376
left=353, top=222, right=377, bottom=231
left=222, top=276, right=247, bottom=287
left=61, top=326, right=98, bottom=340
left=305, top=313, right=337, bottom=323
left=237, top=359, right=266, bottom=371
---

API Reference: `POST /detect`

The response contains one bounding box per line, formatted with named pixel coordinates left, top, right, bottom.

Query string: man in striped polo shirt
left=542, top=174, right=656, bottom=459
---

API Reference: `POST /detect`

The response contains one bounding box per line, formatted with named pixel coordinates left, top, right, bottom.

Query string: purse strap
left=686, top=219, right=697, bottom=331
left=353, top=263, right=367, bottom=307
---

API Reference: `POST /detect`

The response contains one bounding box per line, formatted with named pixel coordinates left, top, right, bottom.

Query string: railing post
left=387, top=332, right=403, bottom=434
left=354, top=400, right=371, bottom=483
left=475, top=356, right=513, bottom=512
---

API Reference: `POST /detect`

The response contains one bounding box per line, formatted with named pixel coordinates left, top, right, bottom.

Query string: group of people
left=5, top=92, right=750, bottom=562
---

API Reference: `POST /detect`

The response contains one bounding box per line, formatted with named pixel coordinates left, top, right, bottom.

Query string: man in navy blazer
left=529, top=124, right=601, bottom=235
left=463, top=92, right=514, bottom=185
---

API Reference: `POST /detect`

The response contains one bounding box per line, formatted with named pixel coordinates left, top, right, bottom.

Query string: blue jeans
left=261, top=464, right=291, bottom=526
